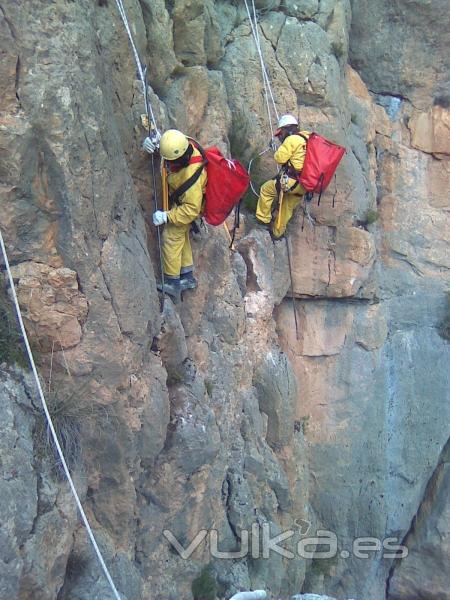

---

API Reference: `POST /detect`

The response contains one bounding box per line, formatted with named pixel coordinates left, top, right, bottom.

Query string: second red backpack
left=298, top=133, right=346, bottom=199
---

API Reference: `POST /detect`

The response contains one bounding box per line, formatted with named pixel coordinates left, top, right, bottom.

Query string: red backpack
left=169, top=143, right=249, bottom=226
left=297, top=133, right=346, bottom=203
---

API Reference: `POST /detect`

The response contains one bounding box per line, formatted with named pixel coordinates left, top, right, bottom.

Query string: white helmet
left=275, top=114, right=298, bottom=135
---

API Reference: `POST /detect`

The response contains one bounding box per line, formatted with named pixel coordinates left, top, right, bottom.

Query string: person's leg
left=180, top=226, right=193, bottom=272
left=162, top=222, right=189, bottom=276
left=180, top=228, right=197, bottom=291
left=271, top=192, right=303, bottom=239
left=256, top=179, right=278, bottom=224
left=161, top=222, right=191, bottom=300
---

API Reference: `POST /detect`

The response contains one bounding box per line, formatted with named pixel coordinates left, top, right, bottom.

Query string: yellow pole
left=276, top=188, right=284, bottom=232
left=161, top=163, right=169, bottom=212
left=223, top=221, right=234, bottom=250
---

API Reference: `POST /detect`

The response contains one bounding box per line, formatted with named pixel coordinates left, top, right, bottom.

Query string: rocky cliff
left=0, top=1, right=448, bottom=599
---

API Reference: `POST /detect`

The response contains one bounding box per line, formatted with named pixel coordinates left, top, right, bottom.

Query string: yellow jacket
left=274, top=131, right=310, bottom=172
left=166, top=147, right=207, bottom=226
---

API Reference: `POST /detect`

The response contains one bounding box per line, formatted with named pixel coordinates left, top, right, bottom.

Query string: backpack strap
left=169, top=145, right=207, bottom=206
left=284, top=133, right=310, bottom=181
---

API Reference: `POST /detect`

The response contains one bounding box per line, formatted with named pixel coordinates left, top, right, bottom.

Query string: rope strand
left=114, top=0, right=166, bottom=300
left=114, top=0, right=160, bottom=134
left=243, top=0, right=279, bottom=136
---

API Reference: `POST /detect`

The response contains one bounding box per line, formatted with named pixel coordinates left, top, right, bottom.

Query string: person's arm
left=274, top=136, right=297, bottom=165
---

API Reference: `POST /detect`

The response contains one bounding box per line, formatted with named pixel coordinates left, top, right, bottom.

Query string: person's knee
left=261, top=179, right=275, bottom=194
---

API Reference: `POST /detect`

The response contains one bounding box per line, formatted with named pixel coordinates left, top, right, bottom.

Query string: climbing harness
left=0, top=230, right=123, bottom=600
left=114, top=0, right=166, bottom=301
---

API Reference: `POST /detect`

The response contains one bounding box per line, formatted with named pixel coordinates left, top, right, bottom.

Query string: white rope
left=250, top=0, right=279, bottom=121
left=0, top=229, right=123, bottom=600
left=114, top=0, right=160, bottom=135
left=248, top=146, right=271, bottom=197
left=243, top=0, right=279, bottom=136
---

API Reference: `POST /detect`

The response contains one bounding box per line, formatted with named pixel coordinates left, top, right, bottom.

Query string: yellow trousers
left=162, top=222, right=193, bottom=277
left=256, top=178, right=305, bottom=238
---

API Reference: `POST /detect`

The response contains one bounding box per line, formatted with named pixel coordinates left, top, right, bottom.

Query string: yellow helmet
left=159, top=129, right=189, bottom=160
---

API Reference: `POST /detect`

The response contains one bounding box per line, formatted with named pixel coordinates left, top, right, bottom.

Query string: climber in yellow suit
left=256, top=114, right=310, bottom=239
left=143, top=129, right=206, bottom=301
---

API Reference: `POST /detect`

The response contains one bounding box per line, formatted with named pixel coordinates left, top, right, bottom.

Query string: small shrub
left=34, top=387, right=83, bottom=478
left=294, top=415, right=310, bottom=434
left=242, top=189, right=259, bottom=212
left=0, top=281, right=27, bottom=367
left=205, top=379, right=214, bottom=397
left=166, top=367, right=185, bottom=387
left=365, top=209, right=379, bottom=225
left=331, top=39, right=346, bottom=58
left=309, top=552, right=339, bottom=579
left=191, top=565, right=217, bottom=600
left=34, top=382, right=111, bottom=479
left=229, top=111, right=254, bottom=165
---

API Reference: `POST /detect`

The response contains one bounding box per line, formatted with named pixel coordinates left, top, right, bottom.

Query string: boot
left=157, top=276, right=180, bottom=303
left=180, top=271, right=198, bottom=292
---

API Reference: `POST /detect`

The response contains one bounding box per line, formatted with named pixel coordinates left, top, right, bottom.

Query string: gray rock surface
left=349, top=0, right=450, bottom=109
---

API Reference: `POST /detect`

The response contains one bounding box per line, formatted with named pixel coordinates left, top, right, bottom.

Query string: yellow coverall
left=163, top=147, right=207, bottom=277
left=256, top=132, right=310, bottom=238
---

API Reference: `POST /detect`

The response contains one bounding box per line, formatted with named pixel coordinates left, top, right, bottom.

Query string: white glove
left=230, top=592, right=267, bottom=600
left=143, top=131, right=161, bottom=154
left=152, top=210, right=167, bottom=226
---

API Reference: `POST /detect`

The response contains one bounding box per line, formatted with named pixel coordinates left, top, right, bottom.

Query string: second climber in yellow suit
left=143, top=129, right=206, bottom=301
left=256, top=114, right=310, bottom=239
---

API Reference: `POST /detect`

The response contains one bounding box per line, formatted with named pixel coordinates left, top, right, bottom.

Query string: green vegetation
left=229, top=111, right=253, bottom=166
left=229, top=110, right=270, bottom=215
left=166, top=367, right=185, bottom=387
left=191, top=565, right=217, bottom=600
left=309, top=552, right=339, bottom=579
left=205, top=379, right=214, bottom=397
left=364, top=209, right=379, bottom=225
left=295, top=415, right=310, bottom=435
left=34, top=382, right=112, bottom=479
left=34, top=386, right=83, bottom=478
left=0, top=282, right=27, bottom=367
left=331, top=38, right=346, bottom=59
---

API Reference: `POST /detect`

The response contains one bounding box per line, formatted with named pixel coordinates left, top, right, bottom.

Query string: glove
left=268, top=138, right=277, bottom=151
left=143, top=131, right=161, bottom=154
left=152, top=210, right=167, bottom=226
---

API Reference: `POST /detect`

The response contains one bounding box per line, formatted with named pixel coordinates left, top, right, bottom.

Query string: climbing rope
left=243, top=0, right=281, bottom=197
left=113, top=0, right=166, bottom=299
left=114, top=0, right=160, bottom=134
left=0, top=229, right=123, bottom=600
left=243, top=0, right=279, bottom=137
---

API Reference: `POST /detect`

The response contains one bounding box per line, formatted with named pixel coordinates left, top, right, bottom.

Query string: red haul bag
left=299, top=133, right=346, bottom=200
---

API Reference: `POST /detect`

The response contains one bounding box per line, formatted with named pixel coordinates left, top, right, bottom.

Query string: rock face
left=386, top=440, right=450, bottom=600
left=0, top=1, right=448, bottom=600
